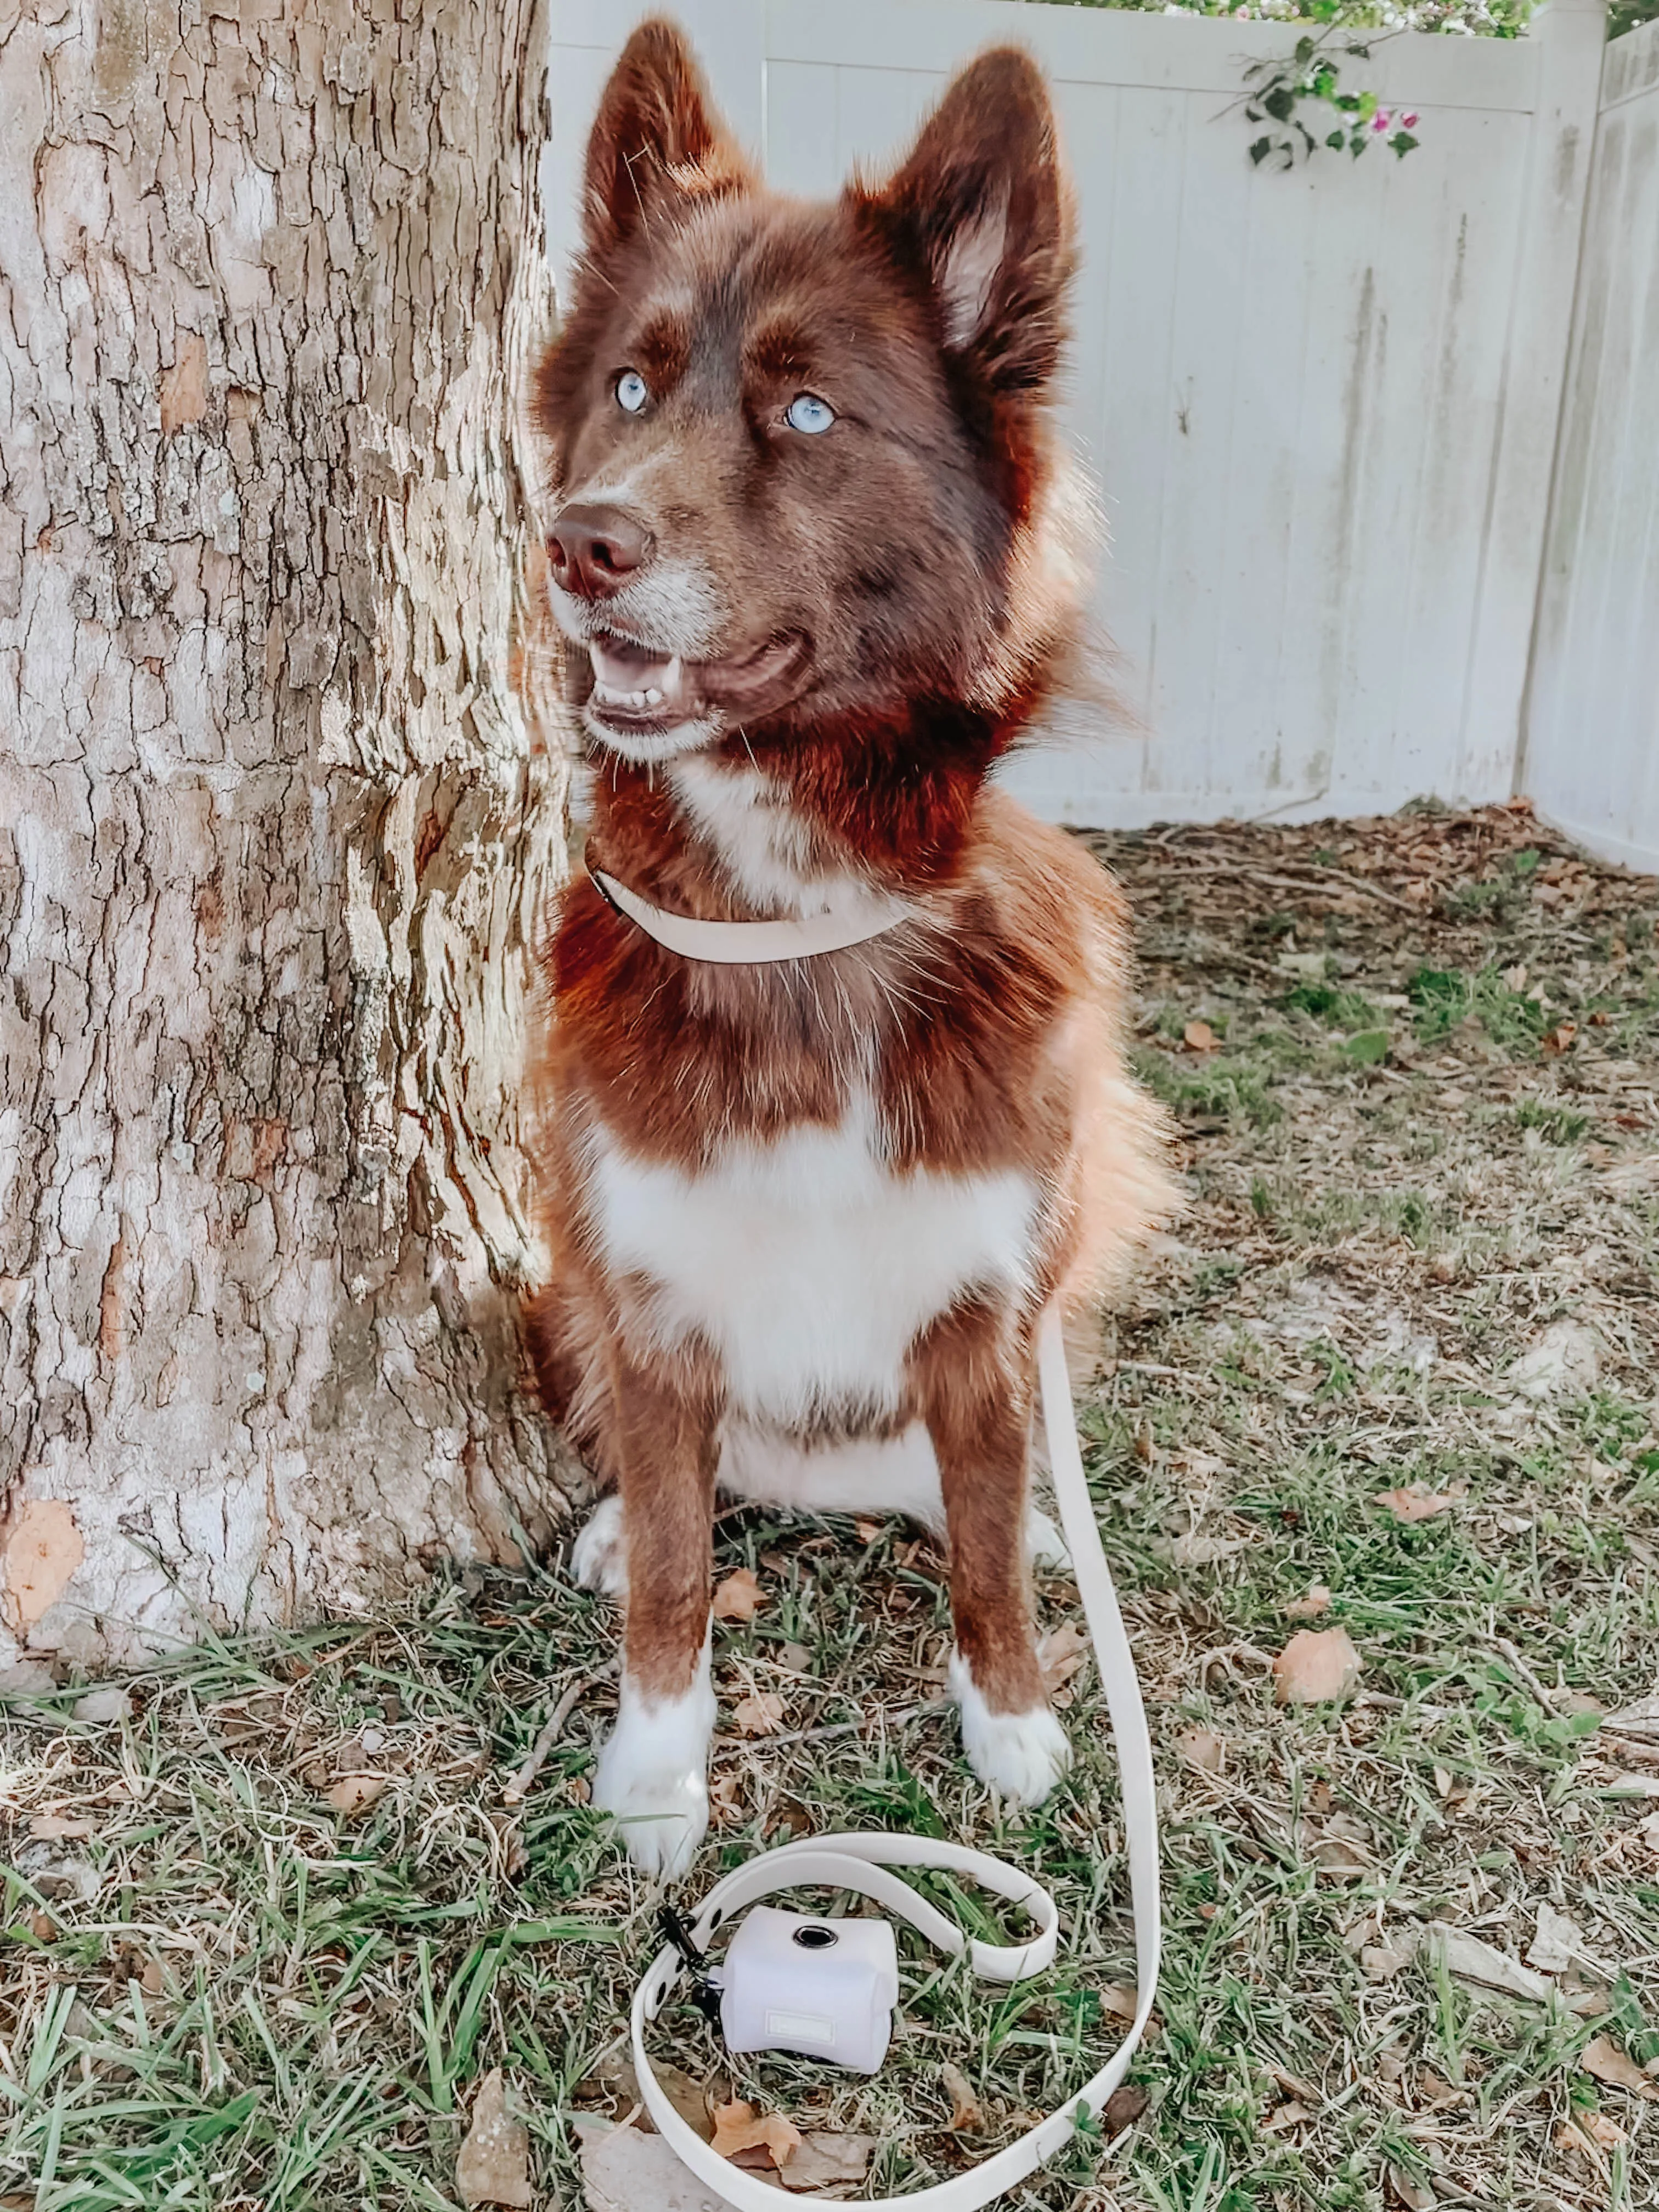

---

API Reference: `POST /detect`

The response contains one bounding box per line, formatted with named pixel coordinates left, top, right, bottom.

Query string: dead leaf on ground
left=1386, top=2163, right=1437, bottom=2210
left=1175, top=1726, right=1226, bottom=1774
left=1580, top=2035, right=1657, bottom=2097
left=1273, top=1627, right=1362, bottom=1705
left=27, top=1814, right=94, bottom=1841
left=1103, top=2084, right=1149, bottom=2138
left=731, top=1692, right=786, bottom=1738
left=712, top=1567, right=765, bottom=1623
left=1285, top=1583, right=1331, bottom=1619
left=456, top=2068, right=532, bottom=2209
left=324, top=1773, right=388, bottom=1816
left=941, top=2060, right=984, bottom=2131
left=1427, top=1922, right=1549, bottom=2001
left=1183, top=1019, right=1219, bottom=1053
left=781, top=2134, right=877, bottom=2192
left=1037, top=1623, right=1088, bottom=1697
left=1560, top=2111, right=1627, bottom=2155
left=1374, top=1485, right=1462, bottom=1523
left=710, top=2097, right=802, bottom=2170
left=853, top=1517, right=883, bottom=1545
left=1526, top=1900, right=1585, bottom=1973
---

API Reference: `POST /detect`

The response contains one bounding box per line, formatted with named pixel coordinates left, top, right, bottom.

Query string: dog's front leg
left=590, top=1352, right=719, bottom=1879
left=915, top=1301, right=1072, bottom=1807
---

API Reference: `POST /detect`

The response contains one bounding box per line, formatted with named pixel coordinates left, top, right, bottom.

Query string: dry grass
left=3, top=801, right=1657, bottom=2211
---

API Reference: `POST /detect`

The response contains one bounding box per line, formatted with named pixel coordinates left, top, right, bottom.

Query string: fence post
left=1458, top=0, right=1607, bottom=800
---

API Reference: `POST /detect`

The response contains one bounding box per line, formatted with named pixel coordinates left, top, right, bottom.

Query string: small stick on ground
left=502, top=1668, right=612, bottom=1804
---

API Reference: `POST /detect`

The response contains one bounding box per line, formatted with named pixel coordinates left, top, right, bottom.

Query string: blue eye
left=785, top=393, right=835, bottom=435
left=616, top=370, right=648, bottom=414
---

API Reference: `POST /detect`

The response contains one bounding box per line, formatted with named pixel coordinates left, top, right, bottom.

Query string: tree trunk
left=0, top=0, right=571, bottom=1681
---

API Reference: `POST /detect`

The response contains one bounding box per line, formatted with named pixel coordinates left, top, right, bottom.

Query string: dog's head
left=535, top=19, right=1081, bottom=768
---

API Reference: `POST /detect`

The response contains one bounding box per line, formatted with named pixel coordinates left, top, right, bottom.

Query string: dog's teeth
left=644, top=687, right=663, bottom=706
left=664, top=657, right=681, bottom=692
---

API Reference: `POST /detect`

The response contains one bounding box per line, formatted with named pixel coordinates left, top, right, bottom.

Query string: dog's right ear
left=583, top=20, right=750, bottom=254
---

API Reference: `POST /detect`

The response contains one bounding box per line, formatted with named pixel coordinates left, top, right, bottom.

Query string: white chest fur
left=583, top=1090, right=1039, bottom=1428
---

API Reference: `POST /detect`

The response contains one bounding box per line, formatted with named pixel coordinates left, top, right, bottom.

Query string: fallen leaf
left=780, top=2134, right=877, bottom=2192
left=1414, top=2066, right=1464, bottom=2111
left=1273, top=1627, right=1362, bottom=1705
left=710, top=2097, right=802, bottom=2170
left=1261, top=2099, right=1312, bottom=2132
left=1541, top=1022, right=1578, bottom=1054
left=1183, top=1019, right=1218, bottom=1053
left=1276, top=951, right=1329, bottom=978
left=853, top=1517, right=883, bottom=1545
left=941, top=2060, right=984, bottom=2131
left=1175, top=1726, right=1226, bottom=1775
left=1374, top=1486, right=1460, bottom=1523
left=456, top=2068, right=532, bottom=2209
left=1037, top=1623, right=1088, bottom=1696
left=1311, top=1836, right=1369, bottom=1880
left=27, top=1814, right=93, bottom=1841
left=1362, top=1937, right=1418, bottom=1982
left=1526, top=1901, right=1585, bottom=1973
left=1573, top=2109, right=1628, bottom=2151
left=1604, top=1690, right=1659, bottom=1745
left=1163, top=1531, right=1245, bottom=1567
left=324, top=1774, right=388, bottom=1816
left=731, top=1692, right=785, bottom=1738
left=649, top=2062, right=715, bottom=2142
left=1285, top=1583, right=1331, bottom=1620
left=1102, top=2083, right=1149, bottom=2137
left=1427, top=1922, right=1549, bottom=2001
left=29, top=1911, right=56, bottom=1942
left=712, top=1568, right=764, bottom=1623
left=139, top=1957, right=164, bottom=1995
left=1580, top=2035, right=1656, bottom=2097
left=72, top=1686, right=132, bottom=1725
left=1386, top=2163, right=1436, bottom=2210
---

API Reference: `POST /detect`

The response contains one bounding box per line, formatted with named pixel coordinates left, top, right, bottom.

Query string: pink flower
left=1372, top=109, right=1392, bottom=132
left=1401, top=111, right=1419, bottom=128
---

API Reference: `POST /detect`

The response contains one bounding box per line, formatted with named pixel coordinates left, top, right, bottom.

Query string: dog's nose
left=547, top=504, right=654, bottom=600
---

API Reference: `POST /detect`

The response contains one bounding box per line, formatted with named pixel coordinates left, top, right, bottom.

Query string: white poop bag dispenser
left=624, top=1307, right=1162, bottom=2212
left=584, top=871, right=1162, bottom=2209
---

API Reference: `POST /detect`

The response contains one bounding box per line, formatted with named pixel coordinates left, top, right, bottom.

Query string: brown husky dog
left=527, top=20, right=1172, bottom=1876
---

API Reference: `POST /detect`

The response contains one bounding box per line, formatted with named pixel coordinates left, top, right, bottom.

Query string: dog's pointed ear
left=583, top=20, right=750, bottom=253
left=868, top=48, right=1071, bottom=395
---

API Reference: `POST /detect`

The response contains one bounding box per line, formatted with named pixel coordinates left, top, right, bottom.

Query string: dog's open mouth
left=586, top=629, right=811, bottom=738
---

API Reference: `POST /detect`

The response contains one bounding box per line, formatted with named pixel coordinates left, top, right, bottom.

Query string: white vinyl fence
left=544, top=0, right=1654, bottom=869
left=1523, top=18, right=1659, bottom=875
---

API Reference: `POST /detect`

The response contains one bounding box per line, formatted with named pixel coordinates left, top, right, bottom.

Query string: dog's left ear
left=867, top=48, right=1071, bottom=396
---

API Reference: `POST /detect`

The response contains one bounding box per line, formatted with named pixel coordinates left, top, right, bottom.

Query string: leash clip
left=657, top=1903, right=723, bottom=2025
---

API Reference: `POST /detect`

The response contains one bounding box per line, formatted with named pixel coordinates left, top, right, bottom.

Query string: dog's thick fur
left=526, top=20, right=1175, bottom=1875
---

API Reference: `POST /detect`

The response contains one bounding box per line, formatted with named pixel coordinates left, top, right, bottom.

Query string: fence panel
left=1524, top=18, right=1659, bottom=875
left=544, top=0, right=1605, bottom=831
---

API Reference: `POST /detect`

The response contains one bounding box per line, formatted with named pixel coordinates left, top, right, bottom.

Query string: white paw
left=950, top=1652, right=1073, bottom=1807
left=570, top=1495, right=628, bottom=1600
left=592, top=1664, right=716, bottom=1880
left=1025, top=1506, right=1072, bottom=1573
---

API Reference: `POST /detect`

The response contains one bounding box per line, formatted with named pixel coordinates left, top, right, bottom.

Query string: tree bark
left=0, top=0, right=570, bottom=1679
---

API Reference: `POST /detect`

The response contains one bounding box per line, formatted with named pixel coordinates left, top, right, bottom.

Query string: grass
left=4, top=802, right=1658, bottom=2210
